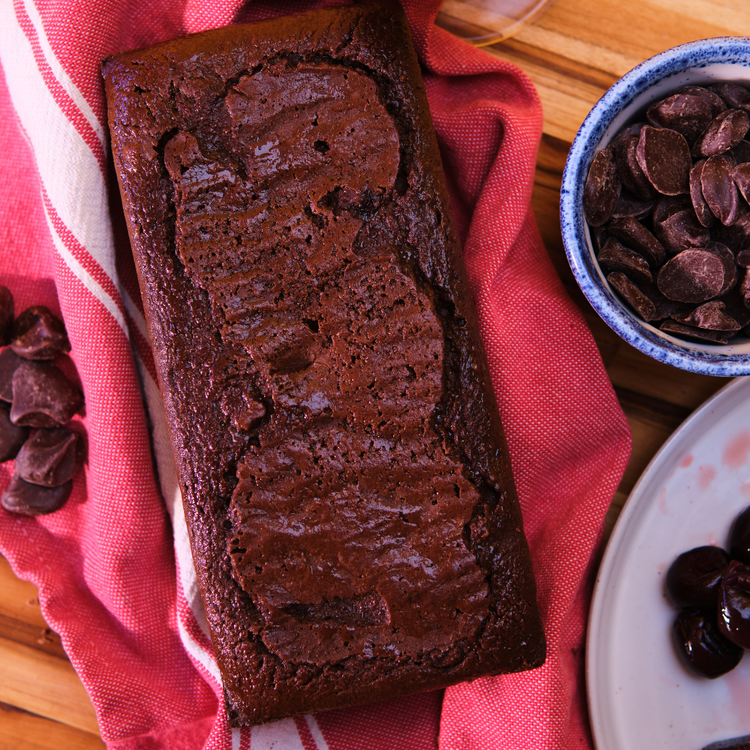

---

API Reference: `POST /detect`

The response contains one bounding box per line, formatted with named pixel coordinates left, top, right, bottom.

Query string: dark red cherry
left=729, top=505, right=750, bottom=564
left=718, top=560, right=750, bottom=649
left=665, top=545, right=730, bottom=608
left=673, top=608, right=744, bottom=679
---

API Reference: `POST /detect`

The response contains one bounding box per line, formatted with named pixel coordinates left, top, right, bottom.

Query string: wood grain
left=0, top=555, right=103, bottom=743
left=2, top=0, right=750, bottom=743
left=0, top=635, right=100, bottom=736
left=0, top=702, right=104, bottom=750
left=0, top=556, right=67, bottom=661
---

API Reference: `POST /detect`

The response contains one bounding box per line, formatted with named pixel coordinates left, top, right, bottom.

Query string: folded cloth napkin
left=0, top=0, right=632, bottom=748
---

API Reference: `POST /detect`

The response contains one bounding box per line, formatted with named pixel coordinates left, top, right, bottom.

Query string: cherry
left=718, top=560, right=750, bottom=649
left=673, top=608, right=744, bottom=679
left=666, top=545, right=730, bottom=608
left=729, top=505, right=750, bottom=565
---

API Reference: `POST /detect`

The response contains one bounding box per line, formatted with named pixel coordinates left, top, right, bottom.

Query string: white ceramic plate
left=588, top=376, right=750, bottom=750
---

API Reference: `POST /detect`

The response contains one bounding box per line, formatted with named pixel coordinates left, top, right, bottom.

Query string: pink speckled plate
left=587, top=377, right=750, bottom=750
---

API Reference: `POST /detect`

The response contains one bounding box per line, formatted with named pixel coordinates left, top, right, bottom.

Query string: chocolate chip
left=598, top=236, right=652, bottom=283
left=610, top=190, right=654, bottom=219
left=732, top=140, right=750, bottom=165
left=636, top=125, right=692, bottom=195
left=652, top=196, right=711, bottom=256
left=14, top=427, right=83, bottom=487
left=607, top=216, right=666, bottom=266
left=717, top=286, right=750, bottom=328
left=741, top=268, right=750, bottom=308
left=672, top=300, right=741, bottom=331
left=591, top=224, right=610, bottom=251
left=733, top=161, right=750, bottom=204
left=657, top=249, right=726, bottom=303
left=704, top=241, right=739, bottom=295
left=584, top=146, right=621, bottom=226
left=714, top=211, right=750, bottom=255
left=641, top=281, right=694, bottom=321
left=612, top=122, right=646, bottom=140
left=611, top=127, right=658, bottom=200
left=612, top=275, right=692, bottom=321
left=11, top=306, right=70, bottom=360
left=660, top=319, right=733, bottom=343
left=702, top=153, right=742, bottom=226
left=1, top=472, right=72, bottom=516
left=0, top=286, right=13, bottom=346
left=607, top=272, right=657, bottom=321
left=710, top=83, right=750, bottom=113
left=676, top=86, right=728, bottom=117
left=10, top=361, right=83, bottom=428
left=693, top=109, right=750, bottom=159
left=690, top=160, right=716, bottom=227
left=0, top=348, right=22, bottom=402
left=653, top=194, right=691, bottom=224
left=0, top=405, right=28, bottom=462
left=647, top=93, right=713, bottom=145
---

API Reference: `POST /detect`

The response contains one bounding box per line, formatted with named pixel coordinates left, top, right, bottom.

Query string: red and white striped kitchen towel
left=0, top=1, right=631, bottom=748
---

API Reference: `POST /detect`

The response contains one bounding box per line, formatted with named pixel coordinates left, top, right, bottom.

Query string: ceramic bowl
left=560, top=37, right=750, bottom=376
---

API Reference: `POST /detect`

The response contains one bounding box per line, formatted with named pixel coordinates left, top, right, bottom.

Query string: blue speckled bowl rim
left=561, top=38, right=750, bottom=376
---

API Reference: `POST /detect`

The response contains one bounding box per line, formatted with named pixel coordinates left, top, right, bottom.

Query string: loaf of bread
left=102, top=2, right=545, bottom=726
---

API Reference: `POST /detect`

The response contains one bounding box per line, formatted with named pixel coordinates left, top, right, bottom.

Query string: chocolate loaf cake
left=102, top=2, right=545, bottom=725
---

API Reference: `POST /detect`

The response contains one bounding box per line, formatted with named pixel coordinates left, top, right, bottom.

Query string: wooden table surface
left=2, top=0, right=750, bottom=746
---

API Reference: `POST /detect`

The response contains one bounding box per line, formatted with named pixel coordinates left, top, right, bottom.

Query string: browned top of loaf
left=102, top=1, right=545, bottom=726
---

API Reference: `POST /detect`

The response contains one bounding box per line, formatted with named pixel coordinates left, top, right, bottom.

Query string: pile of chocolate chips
left=584, top=82, right=750, bottom=344
left=0, top=285, right=84, bottom=516
left=665, top=504, right=750, bottom=680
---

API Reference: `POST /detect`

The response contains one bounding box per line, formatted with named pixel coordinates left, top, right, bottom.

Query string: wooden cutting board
left=2, top=0, right=750, bottom=744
